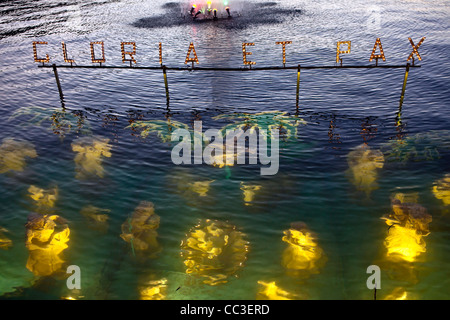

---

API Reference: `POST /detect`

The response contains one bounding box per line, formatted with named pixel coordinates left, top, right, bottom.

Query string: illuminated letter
left=275, top=41, right=292, bottom=65
left=369, top=38, right=386, bottom=63
left=90, top=41, right=106, bottom=64
left=66, top=265, right=81, bottom=290
left=159, top=42, right=163, bottom=65
left=242, top=43, right=256, bottom=65
left=61, top=42, right=75, bottom=64
left=336, top=41, right=351, bottom=63
left=185, top=42, right=199, bottom=65
left=407, top=37, right=425, bottom=62
left=32, top=41, right=50, bottom=63
left=366, top=265, right=381, bottom=290
left=121, top=41, right=137, bottom=64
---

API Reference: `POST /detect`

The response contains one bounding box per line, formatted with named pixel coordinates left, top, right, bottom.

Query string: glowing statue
left=432, top=173, right=450, bottom=206
left=28, top=185, right=58, bottom=209
left=120, top=201, right=161, bottom=256
left=187, top=180, right=215, bottom=197
left=139, top=278, right=168, bottom=300
left=25, top=213, right=70, bottom=277
left=256, top=281, right=300, bottom=300
left=72, top=136, right=112, bottom=179
left=80, top=205, right=110, bottom=231
left=181, top=219, right=249, bottom=285
left=346, top=144, right=384, bottom=196
left=0, top=227, right=12, bottom=250
left=240, top=182, right=262, bottom=206
left=382, top=195, right=432, bottom=263
left=0, top=138, right=37, bottom=174
left=126, top=119, right=189, bottom=143
left=281, top=222, right=326, bottom=278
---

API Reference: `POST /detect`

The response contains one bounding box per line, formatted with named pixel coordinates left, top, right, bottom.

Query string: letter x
left=407, top=37, right=425, bottom=62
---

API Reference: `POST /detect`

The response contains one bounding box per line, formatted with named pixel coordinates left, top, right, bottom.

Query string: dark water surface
left=0, top=0, right=449, bottom=299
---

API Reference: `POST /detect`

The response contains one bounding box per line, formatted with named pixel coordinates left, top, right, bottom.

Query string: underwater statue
left=432, top=173, right=450, bottom=206
left=25, top=213, right=70, bottom=277
left=240, top=182, right=262, bottom=206
left=80, top=205, right=110, bottom=231
left=180, top=219, right=249, bottom=286
left=120, top=201, right=161, bottom=256
left=71, top=136, right=112, bottom=179
left=381, top=194, right=432, bottom=263
left=28, top=185, right=58, bottom=210
left=0, top=138, right=37, bottom=174
left=0, top=227, right=12, bottom=250
left=346, top=144, right=384, bottom=197
left=256, top=281, right=301, bottom=300
left=139, top=278, right=168, bottom=300
left=281, top=222, right=326, bottom=278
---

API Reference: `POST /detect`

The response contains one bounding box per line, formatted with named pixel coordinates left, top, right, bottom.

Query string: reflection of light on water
left=240, top=182, right=261, bottom=206
left=140, top=278, right=168, bottom=300
left=0, top=138, right=37, bottom=174
left=181, top=219, right=249, bottom=286
left=0, top=228, right=12, bottom=250
left=432, top=174, right=450, bottom=206
left=28, top=185, right=58, bottom=209
left=256, top=281, right=299, bottom=300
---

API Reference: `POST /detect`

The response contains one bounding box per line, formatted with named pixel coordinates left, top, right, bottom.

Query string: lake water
left=0, top=0, right=449, bottom=300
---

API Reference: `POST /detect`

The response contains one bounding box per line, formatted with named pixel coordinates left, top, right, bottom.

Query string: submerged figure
left=139, top=278, right=168, bottom=300
left=0, top=227, right=12, bottom=250
left=80, top=205, right=110, bottom=231
left=240, top=182, right=262, bottom=206
left=25, top=213, right=70, bottom=277
left=72, top=136, right=112, bottom=179
left=256, top=281, right=301, bottom=300
left=281, top=222, right=326, bottom=278
left=0, top=138, right=37, bottom=174
left=346, top=144, right=384, bottom=197
left=382, top=194, right=432, bottom=263
left=28, top=185, right=58, bottom=209
left=120, top=201, right=161, bottom=256
left=180, top=219, right=249, bottom=286
left=432, top=174, right=450, bottom=206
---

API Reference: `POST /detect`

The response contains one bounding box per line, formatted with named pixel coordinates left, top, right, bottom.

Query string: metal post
left=295, top=64, right=301, bottom=112
left=162, top=65, right=170, bottom=108
left=398, top=63, right=410, bottom=111
left=52, top=64, right=65, bottom=108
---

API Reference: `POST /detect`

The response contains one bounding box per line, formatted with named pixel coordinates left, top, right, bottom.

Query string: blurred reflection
left=139, top=277, right=168, bottom=300
left=72, top=136, right=112, bottom=179
left=346, top=144, right=384, bottom=197
left=432, top=174, right=450, bottom=206
left=25, top=213, right=70, bottom=277
left=180, top=219, right=249, bottom=285
left=80, top=205, right=110, bottom=232
left=327, top=115, right=341, bottom=149
left=360, top=117, right=378, bottom=144
left=256, top=281, right=301, bottom=300
left=281, top=222, right=326, bottom=278
left=0, top=138, right=37, bottom=174
left=0, top=227, right=12, bottom=250
left=240, top=182, right=262, bottom=206
left=383, top=287, right=410, bottom=300
left=120, top=201, right=161, bottom=257
left=126, top=119, right=189, bottom=143
left=28, top=185, right=58, bottom=211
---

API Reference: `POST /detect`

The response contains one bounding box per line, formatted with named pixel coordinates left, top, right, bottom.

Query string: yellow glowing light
left=159, top=42, right=163, bottom=65
left=384, top=224, right=426, bottom=262
left=181, top=219, right=249, bottom=285
left=275, top=41, right=292, bottom=65
left=369, top=38, right=386, bottom=62
left=28, top=185, right=58, bottom=208
left=242, top=43, right=256, bottom=65
left=432, top=173, right=450, bottom=206
left=121, top=41, right=137, bottom=64
left=120, top=201, right=161, bottom=255
left=25, top=214, right=70, bottom=276
left=240, top=182, right=262, bottom=206
left=346, top=144, right=384, bottom=196
left=281, top=222, right=325, bottom=277
left=384, top=288, right=409, bottom=300
left=407, top=37, right=425, bottom=62
left=256, top=281, right=299, bottom=300
left=72, top=136, right=112, bottom=179
left=61, top=42, right=75, bottom=64
left=0, top=138, right=37, bottom=174
left=336, top=41, right=351, bottom=63
left=90, top=41, right=106, bottom=64
left=80, top=205, right=110, bottom=223
left=140, top=278, right=168, bottom=300
left=185, top=42, right=199, bottom=65
left=0, top=228, right=12, bottom=250
left=188, top=180, right=215, bottom=197
left=32, top=41, right=50, bottom=63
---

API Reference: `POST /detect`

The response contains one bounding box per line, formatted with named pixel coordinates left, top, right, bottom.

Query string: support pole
left=162, top=65, right=170, bottom=109
left=398, top=63, right=410, bottom=112
left=295, top=64, right=301, bottom=112
left=52, top=64, right=65, bottom=108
